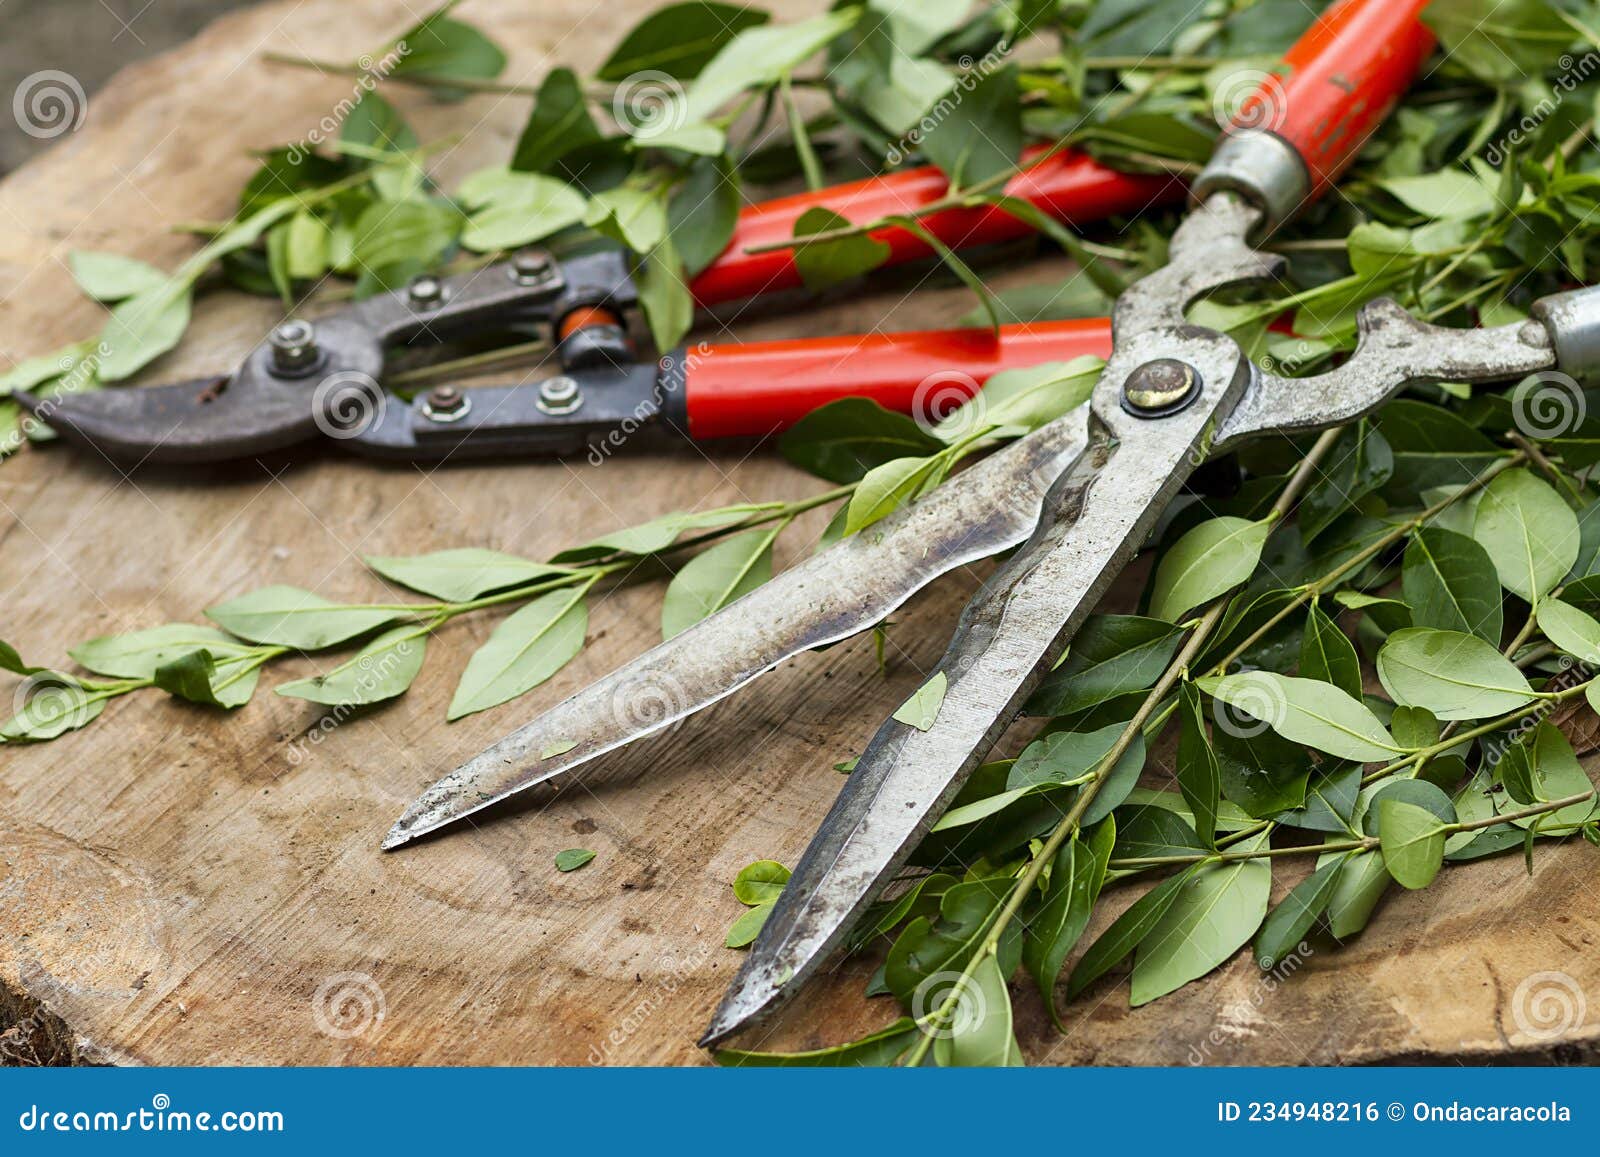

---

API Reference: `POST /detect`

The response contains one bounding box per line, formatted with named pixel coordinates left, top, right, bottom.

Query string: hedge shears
left=16, top=116, right=1176, bottom=463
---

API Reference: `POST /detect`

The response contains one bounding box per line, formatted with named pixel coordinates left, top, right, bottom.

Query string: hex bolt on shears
left=374, top=0, right=1600, bottom=1048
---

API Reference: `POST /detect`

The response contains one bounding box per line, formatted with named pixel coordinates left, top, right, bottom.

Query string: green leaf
left=791, top=206, right=891, bottom=291
left=667, top=152, right=741, bottom=277
left=637, top=236, right=695, bottom=351
left=1066, top=867, right=1195, bottom=999
left=934, top=953, right=1023, bottom=1067
left=684, top=9, right=861, bottom=122
left=151, top=650, right=231, bottom=708
left=724, top=901, right=775, bottom=948
left=844, top=453, right=942, bottom=535
left=350, top=199, right=461, bottom=290
left=1027, top=615, right=1182, bottom=717
left=1389, top=705, right=1440, bottom=752
left=511, top=68, right=602, bottom=172
left=1535, top=598, right=1600, bottom=664
left=69, top=250, right=167, bottom=302
left=447, top=588, right=589, bottom=720
left=388, top=7, right=507, bottom=96
left=1473, top=468, right=1579, bottom=603
left=1323, top=847, right=1389, bottom=939
left=554, top=504, right=778, bottom=561
left=1176, top=685, right=1221, bottom=847
left=276, top=625, right=428, bottom=708
left=1149, top=517, right=1273, bottom=623
left=1378, top=170, right=1497, bottom=221
left=458, top=169, right=588, bottom=252
left=1130, top=832, right=1271, bottom=1005
left=205, top=586, right=398, bottom=650
left=599, top=2, right=770, bottom=80
left=97, top=286, right=193, bottom=381
left=366, top=549, right=573, bottom=603
left=1299, top=423, right=1393, bottom=542
left=884, top=876, right=1013, bottom=1004
left=937, top=358, right=1101, bottom=440
left=0, top=640, right=44, bottom=676
left=893, top=672, right=948, bottom=731
left=921, top=64, right=1021, bottom=191
left=1299, top=602, right=1362, bottom=699
left=1378, top=800, right=1447, bottom=889
left=1213, top=725, right=1313, bottom=818
left=1199, top=672, right=1401, bottom=762
left=555, top=848, right=596, bottom=872
left=70, top=623, right=257, bottom=678
left=662, top=528, right=778, bottom=639
left=1402, top=526, right=1504, bottom=642
left=1, top=675, right=106, bottom=741
left=1423, top=0, right=1573, bottom=84
left=778, top=397, right=943, bottom=483
left=1023, top=819, right=1114, bottom=1030
left=1505, top=722, right=1599, bottom=833
left=1255, top=856, right=1344, bottom=969
left=583, top=185, right=669, bottom=253
left=732, top=860, right=790, bottom=906
left=715, top=1018, right=917, bottom=1067
left=1375, top=628, right=1536, bottom=720
left=340, top=92, right=417, bottom=155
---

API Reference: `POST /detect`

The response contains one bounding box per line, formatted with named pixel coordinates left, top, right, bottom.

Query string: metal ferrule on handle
left=1194, top=0, right=1436, bottom=230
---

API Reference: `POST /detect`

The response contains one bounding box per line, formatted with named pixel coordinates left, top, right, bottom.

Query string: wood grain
left=1, top=0, right=1596, bottom=1066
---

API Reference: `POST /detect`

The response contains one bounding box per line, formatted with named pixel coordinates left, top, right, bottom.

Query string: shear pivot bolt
left=422, top=385, right=470, bottom=422
left=1123, top=358, right=1201, bottom=417
left=510, top=250, right=555, bottom=286
left=537, top=375, right=582, bottom=414
left=269, top=319, right=320, bottom=376
left=408, top=275, right=445, bottom=309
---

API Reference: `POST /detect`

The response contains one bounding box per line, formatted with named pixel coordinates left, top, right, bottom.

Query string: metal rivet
left=1122, top=358, right=1201, bottom=417
left=268, top=319, right=320, bottom=376
left=422, top=385, right=471, bottom=423
left=537, top=375, right=582, bottom=414
left=1519, top=320, right=1553, bottom=349
left=408, top=275, right=445, bottom=309
left=510, top=250, right=554, bottom=286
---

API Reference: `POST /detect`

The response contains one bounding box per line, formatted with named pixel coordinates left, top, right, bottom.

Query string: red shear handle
left=1241, top=0, right=1435, bottom=191
left=674, top=319, right=1113, bottom=439
left=689, top=150, right=1181, bottom=307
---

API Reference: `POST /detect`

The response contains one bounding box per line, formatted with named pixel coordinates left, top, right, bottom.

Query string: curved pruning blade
left=701, top=328, right=1254, bottom=1047
left=382, top=411, right=1094, bottom=851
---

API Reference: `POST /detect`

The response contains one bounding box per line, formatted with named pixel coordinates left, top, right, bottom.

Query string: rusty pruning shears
left=40, top=1, right=1600, bottom=1047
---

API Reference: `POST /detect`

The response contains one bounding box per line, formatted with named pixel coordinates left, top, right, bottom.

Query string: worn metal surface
left=17, top=249, right=642, bottom=463
left=383, top=411, right=1093, bottom=848
left=704, top=196, right=1275, bottom=1042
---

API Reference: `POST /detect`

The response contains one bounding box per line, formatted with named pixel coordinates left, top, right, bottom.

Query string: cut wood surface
left=1, top=0, right=1596, bottom=1066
